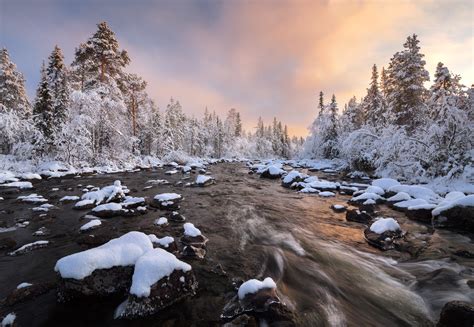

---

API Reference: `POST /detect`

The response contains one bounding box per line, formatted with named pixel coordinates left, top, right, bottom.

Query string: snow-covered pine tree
left=322, top=94, right=339, bottom=158
left=33, top=62, right=54, bottom=140
left=362, top=64, right=384, bottom=128
left=47, top=45, right=69, bottom=126
left=0, top=48, right=30, bottom=114
left=162, top=98, right=186, bottom=153
left=120, top=73, right=147, bottom=137
left=235, top=112, right=242, bottom=137
left=386, top=34, right=429, bottom=131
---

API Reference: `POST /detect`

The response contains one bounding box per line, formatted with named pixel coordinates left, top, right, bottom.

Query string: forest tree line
left=0, top=22, right=304, bottom=165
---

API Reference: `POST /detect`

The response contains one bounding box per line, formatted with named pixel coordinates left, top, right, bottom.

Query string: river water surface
left=0, top=163, right=472, bottom=326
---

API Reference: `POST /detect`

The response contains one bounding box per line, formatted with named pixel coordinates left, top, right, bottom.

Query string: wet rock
left=57, top=266, right=135, bottom=302
left=166, top=211, right=186, bottom=222
left=180, top=234, right=209, bottom=248
left=221, top=287, right=295, bottom=325
left=432, top=206, right=474, bottom=232
left=437, top=301, right=474, bottom=327
left=4, top=282, right=55, bottom=306
left=181, top=245, right=206, bottom=259
left=0, top=238, right=16, bottom=251
left=406, top=207, right=433, bottom=224
left=363, top=228, right=403, bottom=251
left=346, top=209, right=372, bottom=224
left=331, top=204, right=347, bottom=213
left=115, top=269, right=197, bottom=319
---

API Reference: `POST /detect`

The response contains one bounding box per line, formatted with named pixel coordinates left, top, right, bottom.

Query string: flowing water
left=0, top=163, right=472, bottom=326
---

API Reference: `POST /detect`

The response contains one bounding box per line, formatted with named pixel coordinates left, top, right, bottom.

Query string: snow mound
left=16, top=282, right=32, bottom=289
left=154, top=193, right=182, bottom=202
left=1, top=181, right=33, bottom=189
left=0, top=171, right=18, bottom=184
left=81, top=180, right=126, bottom=204
left=183, top=223, right=201, bottom=237
left=129, top=248, right=191, bottom=297
left=17, top=194, right=47, bottom=203
left=394, top=198, right=428, bottom=209
left=351, top=192, right=382, bottom=202
left=238, top=277, right=277, bottom=300
left=92, top=203, right=122, bottom=212
left=154, top=217, right=168, bottom=225
left=148, top=235, right=174, bottom=248
left=388, top=185, right=440, bottom=203
left=369, top=218, right=401, bottom=234
left=80, top=219, right=102, bottom=231
left=54, top=231, right=153, bottom=280
left=387, top=192, right=412, bottom=202
left=319, top=191, right=335, bottom=197
left=195, top=174, right=214, bottom=185
left=365, top=185, right=385, bottom=195
left=60, top=195, right=80, bottom=202
left=372, top=178, right=400, bottom=191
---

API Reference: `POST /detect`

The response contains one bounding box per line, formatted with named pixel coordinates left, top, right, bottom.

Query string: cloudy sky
left=1, top=0, right=472, bottom=136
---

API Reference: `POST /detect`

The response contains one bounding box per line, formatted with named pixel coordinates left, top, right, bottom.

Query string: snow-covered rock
left=371, top=178, right=400, bottom=191
left=8, top=240, right=49, bottom=256
left=238, top=277, right=276, bottom=300
left=181, top=223, right=208, bottom=254
left=281, top=170, right=307, bottom=188
left=364, top=218, right=403, bottom=251
left=369, top=218, right=401, bottom=234
left=59, top=195, right=80, bottom=202
left=122, top=196, right=146, bottom=208
left=432, top=194, right=474, bottom=232
left=183, top=223, right=201, bottom=237
left=74, top=199, right=95, bottom=210
left=1, top=313, right=16, bottom=327
left=81, top=180, right=126, bottom=205
left=331, top=204, right=347, bottom=212
left=148, top=235, right=175, bottom=250
left=114, top=248, right=197, bottom=319
left=259, top=164, right=286, bottom=179
left=195, top=174, right=215, bottom=186
left=346, top=209, right=372, bottom=224
left=350, top=192, right=383, bottom=203
left=80, top=219, right=102, bottom=232
left=386, top=192, right=412, bottom=203
left=319, top=191, right=335, bottom=197
left=388, top=185, right=440, bottom=203
left=153, top=193, right=182, bottom=209
left=1, top=181, right=33, bottom=189
left=365, top=185, right=385, bottom=195
left=92, top=203, right=123, bottom=218
left=154, top=217, right=168, bottom=226
left=17, top=194, right=47, bottom=203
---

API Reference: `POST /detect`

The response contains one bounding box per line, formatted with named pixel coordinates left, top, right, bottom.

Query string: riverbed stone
left=432, top=206, right=474, bottom=232
left=346, top=209, right=372, bottom=224
left=363, top=228, right=403, bottom=251
left=181, top=245, right=206, bottom=259
left=116, top=269, right=197, bottom=319
left=57, top=266, right=134, bottom=302
left=437, top=300, right=474, bottom=327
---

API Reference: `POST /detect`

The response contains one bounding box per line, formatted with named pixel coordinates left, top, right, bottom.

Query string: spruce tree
left=0, top=48, right=30, bottom=113
left=47, top=45, right=69, bottom=125
left=33, top=63, right=54, bottom=139
left=362, top=64, right=384, bottom=127
left=386, top=34, right=429, bottom=130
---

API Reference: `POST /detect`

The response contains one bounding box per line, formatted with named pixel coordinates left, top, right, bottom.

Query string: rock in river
left=437, top=300, right=474, bottom=327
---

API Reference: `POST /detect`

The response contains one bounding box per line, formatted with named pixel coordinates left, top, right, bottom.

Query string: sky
left=1, top=0, right=472, bottom=137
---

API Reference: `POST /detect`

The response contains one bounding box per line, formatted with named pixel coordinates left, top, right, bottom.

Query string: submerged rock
left=437, top=301, right=474, bottom=327
left=4, top=282, right=55, bottom=306
left=346, top=209, right=372, bottom=224
left=221, top=277, right=295, bottom=325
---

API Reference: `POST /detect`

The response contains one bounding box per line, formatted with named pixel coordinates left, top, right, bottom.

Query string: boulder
left=221, top=282, right=295, bottom=325
left=166, top=211, right=186, bottom=222
left=437, top=301, right=474, bottom=327
left=406, top=207, right=433, bottom=224
left=346, top=209, right=372, bottom=224
left=181, top=245, right=206, bottom=259
left=4, top=282, right=55, bottom=306
left=115, top=249, right=198, bottom=319
left=363, top=228, right=403, bottom=251
left=330, top=204, right=347, bottom=213
left=56, top=266, right=134, bottom=302
left=432, top=206, right=474, bottom=232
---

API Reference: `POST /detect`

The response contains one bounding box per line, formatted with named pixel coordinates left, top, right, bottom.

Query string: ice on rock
left=16, top=282, right=32, bottom=289
left=54, top=231, right=153, bottom=280
left=238, top=277, right=277, bottom=300
left=183, top=223, right=201, bottom=237
left=80, top=219, right=102, bottom=231
left=129, top=248, right=191, bottom=297
left=369, top=218, right=401, bottom=234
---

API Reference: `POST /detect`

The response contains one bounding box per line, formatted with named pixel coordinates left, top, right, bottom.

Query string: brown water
left=0, top=163, right=473, bottom=326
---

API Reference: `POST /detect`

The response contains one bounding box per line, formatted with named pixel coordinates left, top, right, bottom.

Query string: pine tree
left=33, top=62, right=54, bottom=139
left=47, top=45, right=69, bottom=125
left=121, top=73, right=147, bottom=137
left=386, top=34, right=429, bottom=130
left=235, top=112, right=242, bottom=137
left=0, top=48, right=30, bottom=113
left=323, top=94, right=339, bottom=158
left=318, top=91, right=324, bottom=115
